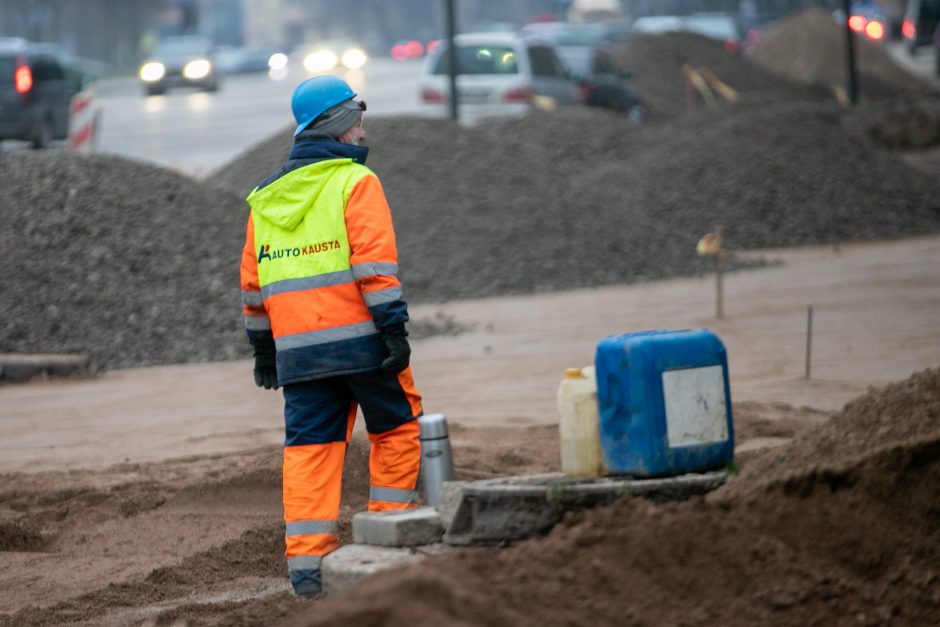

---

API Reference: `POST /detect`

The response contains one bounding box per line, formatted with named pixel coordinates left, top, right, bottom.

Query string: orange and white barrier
left=68, top=90, right=99, bottom=152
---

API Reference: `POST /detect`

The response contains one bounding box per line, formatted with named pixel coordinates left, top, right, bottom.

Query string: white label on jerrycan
left=558, top=366, right=604, bottom=476
left=662, top=365, right=728, bottom=447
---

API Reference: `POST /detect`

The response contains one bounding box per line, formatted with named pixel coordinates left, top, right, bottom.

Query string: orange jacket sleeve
left=344, top=174, right=409, bottom=330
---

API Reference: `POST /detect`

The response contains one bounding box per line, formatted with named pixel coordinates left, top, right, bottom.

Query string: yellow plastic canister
left=557, top=366, right=603, bottom=477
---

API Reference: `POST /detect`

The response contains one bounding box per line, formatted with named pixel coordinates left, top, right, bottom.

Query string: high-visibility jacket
left=240, top=139, right=408, bottom=385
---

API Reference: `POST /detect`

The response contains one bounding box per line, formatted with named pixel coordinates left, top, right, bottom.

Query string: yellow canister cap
left=564, top=368, right=583, bottom=379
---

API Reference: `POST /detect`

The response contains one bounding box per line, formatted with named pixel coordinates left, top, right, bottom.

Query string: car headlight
left=341, top=48, right=367, bottom=69
left=268, top=52, right=289, bottom=71
left=139, top=62, right=166, bottom=82
left=183, top=59, right=212, bottom=80
left=303, top=50, right=338, bottom=73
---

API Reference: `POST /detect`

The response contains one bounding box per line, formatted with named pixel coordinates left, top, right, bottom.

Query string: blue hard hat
left=291, top=75, right=357, bottom=136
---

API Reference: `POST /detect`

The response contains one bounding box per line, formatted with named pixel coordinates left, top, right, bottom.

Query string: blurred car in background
left=214, top=45, right=286, bottom=75
left=419, top=32, right=579, bottom=121
left=0, top=38, right=88, bottom=148
left=519, top=22, right=645, bottom=121
left=295, top=40, right=368, bottom=74
left=139, top=35, right=220, bottom=96
left=903, top=0, right=940, bottom=54
left=834, top=1, right=889, bottom=42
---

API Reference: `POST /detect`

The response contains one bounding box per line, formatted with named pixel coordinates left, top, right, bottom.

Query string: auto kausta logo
left=258, top=241, right=342, bottom=264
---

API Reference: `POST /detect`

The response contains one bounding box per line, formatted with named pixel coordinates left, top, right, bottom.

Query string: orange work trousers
left=281, top=366, right=421, bottom=595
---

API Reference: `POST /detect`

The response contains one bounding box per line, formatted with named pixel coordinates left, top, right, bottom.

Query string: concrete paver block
left=321, top=544, right=426, bottom=596
left=444, top=471, right=727, bottom=546
left=0, top=353, right=89, bottom=383
left=436, top=481, right=466, bottom=532
left=352, top=506, right=444, bottom=547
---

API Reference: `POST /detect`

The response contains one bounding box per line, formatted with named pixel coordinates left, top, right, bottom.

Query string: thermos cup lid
left=418, top=413, right=449, bottom=439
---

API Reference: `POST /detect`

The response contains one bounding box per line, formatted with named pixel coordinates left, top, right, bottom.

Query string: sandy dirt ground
left=0, top=235, right=938, bottom=625
left=2, top=234, right=938, bottom=473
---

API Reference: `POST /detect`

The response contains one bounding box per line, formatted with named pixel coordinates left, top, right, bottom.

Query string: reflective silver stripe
left=285, top=520, right=338, bottom=537
left=369, top=486, right=418, bottom=504
left=363, top=286, right=402, bottom=307
left=351, top=262, right=398, bottom=280
left=287, top=555, right=322, bottom=571
left=242, top=290, right=263, bottom=307
left=275, top=321, right=377, bottom=351
left=244, top=315, right=271, bottom=331
left=261, top=269, right=355, bottom=299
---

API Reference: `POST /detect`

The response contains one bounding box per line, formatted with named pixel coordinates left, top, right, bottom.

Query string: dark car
left=139, top=35, right=220, bottom=96
left=904, top=0, right=940, bottom=54
left=521, top=24, right=646, bottom=122
left=572, top=47, right=646, bottom=122
left=0, top=38, right=87, bottom=148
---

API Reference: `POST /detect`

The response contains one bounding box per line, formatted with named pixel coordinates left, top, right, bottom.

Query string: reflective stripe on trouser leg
left=283, top=441, right=346, bottom=594
left=368, top=419, right=421, bottom=512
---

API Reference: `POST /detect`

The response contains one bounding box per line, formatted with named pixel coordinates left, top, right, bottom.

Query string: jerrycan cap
left=564, top=368, right=584, bottom=379
left=418, top=413, right=449, bottom=440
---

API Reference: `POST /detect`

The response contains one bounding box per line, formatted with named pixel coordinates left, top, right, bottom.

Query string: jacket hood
left=246, top=159, right=351, bottom=231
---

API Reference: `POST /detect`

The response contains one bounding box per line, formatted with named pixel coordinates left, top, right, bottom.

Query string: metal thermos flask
left=418, top=413, right=455, bottom=507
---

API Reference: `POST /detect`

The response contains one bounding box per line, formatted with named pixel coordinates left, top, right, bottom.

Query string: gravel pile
left=610, top=31, right=827, bottom=119
left=0, top=152, right=250, bottom=369
left=213, top=102, right=940, bottom=304
left=5, top=97, right=940, bottom=371
left=751, top=7, right=937, bottom=101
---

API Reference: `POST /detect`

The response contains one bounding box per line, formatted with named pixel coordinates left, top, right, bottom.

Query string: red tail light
left=724, top=38, right=741, bottom=54
left=405, top=40, right=424, bottom=58
left=15, top=65, right=33, bottom=94
left=848, top=15, right=867, bottom=32
left=503, top=85, right=533, bottom=103
left=421, top=88, right=444, bottom=103
left=902, top=19, right=915, bottom=39
left=865, top=20, right=885, bottom=40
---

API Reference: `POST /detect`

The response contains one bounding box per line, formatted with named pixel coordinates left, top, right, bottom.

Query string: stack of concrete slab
left=322, top=471, right=726, bottom=594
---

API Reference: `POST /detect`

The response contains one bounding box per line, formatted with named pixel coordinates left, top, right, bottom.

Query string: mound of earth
left=6, top=98, right=940, bottom=371
left=0, top=151, right=250, bottom=371
left=610, top=31, right=826, bottom=119
left=846, top=100, right=940, bottom=150
left=279, top=368, right=940, bottom=627
left=214, top=103, right=940, bottom=305
left=751, top=7, right=937, bottom=101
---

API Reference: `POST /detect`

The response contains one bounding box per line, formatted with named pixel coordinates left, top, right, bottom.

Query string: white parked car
left=418, top=32, right=579, bottom=122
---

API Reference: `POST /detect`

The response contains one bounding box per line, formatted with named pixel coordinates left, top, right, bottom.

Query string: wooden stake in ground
left=696, top=228, right=725, bottom=318
left=805, top=305, right=814, bottom=379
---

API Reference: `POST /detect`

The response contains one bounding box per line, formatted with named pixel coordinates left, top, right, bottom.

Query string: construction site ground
left=1, top=233, right=938, bottom=625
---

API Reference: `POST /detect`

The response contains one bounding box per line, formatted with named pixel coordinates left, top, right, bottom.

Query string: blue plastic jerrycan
left=595, top=329, right=735, bottom=478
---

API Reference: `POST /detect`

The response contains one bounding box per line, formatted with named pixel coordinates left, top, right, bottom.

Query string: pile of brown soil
left=213, top=102, right=940, bottom=304
left=611, top=31, right=826, bottom=119
left=751, top=8, right=937, bottom=101
left=279, top=368, right=940, bottom=627
left=0, top=422, right=564, bottom=625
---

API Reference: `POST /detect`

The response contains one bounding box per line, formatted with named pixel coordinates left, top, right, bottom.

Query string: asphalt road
left=94, top=58, right=425, bottom=177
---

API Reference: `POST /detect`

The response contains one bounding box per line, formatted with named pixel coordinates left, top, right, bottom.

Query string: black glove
left=380, top=325, right=411, bottom=373
left=253, top=350, right=279, bottom=390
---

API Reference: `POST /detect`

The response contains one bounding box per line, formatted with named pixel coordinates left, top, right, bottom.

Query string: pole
left=804, top=305, right=814, bottom=379
left=715, top=226, right=723, bottom=319
left=841, top=0, right=859, bottom=105
left=445, top=0, right=459, bottom=123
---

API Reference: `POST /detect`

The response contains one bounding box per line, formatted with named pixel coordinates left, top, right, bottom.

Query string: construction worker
left=239, top=75, right=422, bottom=597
